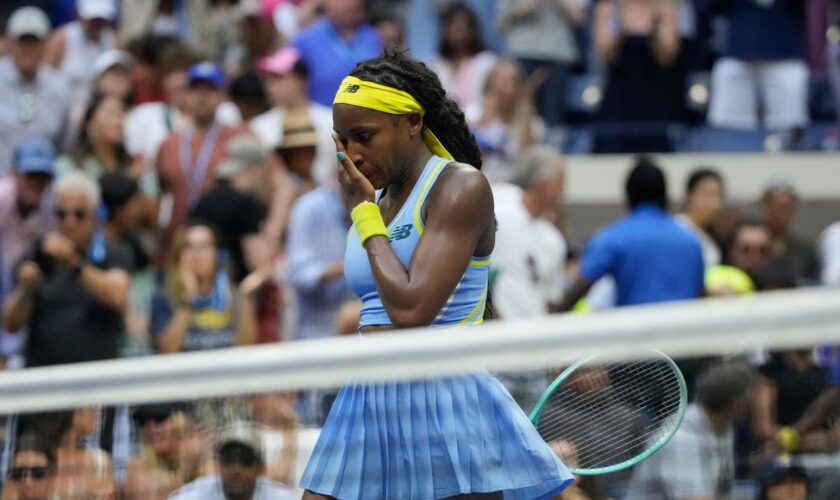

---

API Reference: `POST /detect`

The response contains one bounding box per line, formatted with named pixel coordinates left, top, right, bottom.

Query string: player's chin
left=361, top=169, right=383, bottom=189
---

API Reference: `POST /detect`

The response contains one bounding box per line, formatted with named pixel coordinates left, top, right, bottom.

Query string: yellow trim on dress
left=456, top=284, right=488, bottom=326
left=413, top=159, right=448, bottom=236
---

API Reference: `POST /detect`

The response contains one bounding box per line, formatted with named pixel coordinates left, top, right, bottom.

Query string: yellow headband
left=333, top=76, right=454, bottom=161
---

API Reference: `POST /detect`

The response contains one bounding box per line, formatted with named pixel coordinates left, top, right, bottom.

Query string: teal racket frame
left=529, top=351, right=689, bottom=475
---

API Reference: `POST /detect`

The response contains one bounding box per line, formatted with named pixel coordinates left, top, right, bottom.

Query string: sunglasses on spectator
left=219, top=446, right=260, bottom=467
left=8, top=466, right=49, bottom=480
left=53, top=208, right=89, bottom=220
left=735, top=244, right=769, bottom=256
left=135, top=413, right=172, bottom=426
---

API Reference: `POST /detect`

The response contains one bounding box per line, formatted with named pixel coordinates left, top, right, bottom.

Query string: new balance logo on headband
left=345, top=84, right=361, bottom=93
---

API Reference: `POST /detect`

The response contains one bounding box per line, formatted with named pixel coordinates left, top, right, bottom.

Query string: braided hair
left=348, top=48, right=483, bottom=169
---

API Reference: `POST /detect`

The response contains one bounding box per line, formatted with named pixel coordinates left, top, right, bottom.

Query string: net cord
left=0, top=288, right=838, bottom=414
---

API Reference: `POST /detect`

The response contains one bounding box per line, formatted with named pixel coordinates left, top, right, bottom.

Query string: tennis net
left=1, top=287, right=839, bottom=499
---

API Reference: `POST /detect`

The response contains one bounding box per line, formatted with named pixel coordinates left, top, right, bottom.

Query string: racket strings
left=536, top=360, right=683, bottom=471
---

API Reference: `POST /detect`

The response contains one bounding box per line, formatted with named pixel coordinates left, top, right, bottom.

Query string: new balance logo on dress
left=389, top=224, right=412, bottom=242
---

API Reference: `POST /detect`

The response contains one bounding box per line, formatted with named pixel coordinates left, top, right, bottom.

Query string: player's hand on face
left=333, top=133, right=375, bottom=208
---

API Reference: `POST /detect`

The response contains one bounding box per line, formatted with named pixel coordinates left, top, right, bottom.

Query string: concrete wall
left=560, top=153, right=840, bottom=247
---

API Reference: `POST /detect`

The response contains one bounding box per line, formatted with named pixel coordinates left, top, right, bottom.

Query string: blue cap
left=13, top=138, right=55, bottom=176
left=187, top=62, right=226, bottom=89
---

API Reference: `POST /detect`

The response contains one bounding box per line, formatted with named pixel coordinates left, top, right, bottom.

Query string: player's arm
left=366, top=166, right=492, bottom=328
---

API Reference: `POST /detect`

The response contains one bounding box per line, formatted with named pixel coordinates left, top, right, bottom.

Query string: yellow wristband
left=778, top=426, right=800, bottom=453
left=351, top=201, right=388, bottom=246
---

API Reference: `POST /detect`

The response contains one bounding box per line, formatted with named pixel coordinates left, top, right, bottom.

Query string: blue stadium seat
left=561, top=127, right=593, bottom=155
left=675, top=126, right=770, bottom=153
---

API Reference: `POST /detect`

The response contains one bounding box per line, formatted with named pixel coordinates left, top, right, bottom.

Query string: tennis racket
left=529, top=351, right=687, bottom=475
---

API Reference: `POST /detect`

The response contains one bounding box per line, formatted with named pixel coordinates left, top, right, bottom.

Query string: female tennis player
left=299, top=50, right=573, bottom=500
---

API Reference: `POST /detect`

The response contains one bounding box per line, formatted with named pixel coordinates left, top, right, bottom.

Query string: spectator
left=53, top=408, right=116, bottom=499
left=559, top=156, right=704, bottom=311
left=117, top=0, right=214, bottom=51
left=819, top=221, right=840, bottom=285
left=156, top=62, right=245, bottom=254
left=100, top=173, right=157, bottom=355
left=726, top=218, right=774, bottom=283
left=592, top=0, right=682, bottom=153
left=4, top=433, right=56, bottom=500
left=757, top=461, right=808, bottom=500
left=285, top=160, right=349, bottom=341
left=780, top=333, right=840, bottom=455
left=0, top=6, right=72, bottom=173
left=44, top=0, right=118, bottom=135
left=496, top=0, right=584, bottom=126
left=125, top=34, right=179, bottom=105
left=468, top=59, right=545, bottom=182
left=248, top=392, right=302, bottom=485
left=230, top=72, right=271, bottom=123
left=760, top=182, right=819, bottom=284
left=491, top=146, right=567, bottom=320
left=751, top=351, right=829, bottom=452
left=626, top=362, right=754, bottom=500
left=708, top=0, right=808, bottom=131
left=90, top=50, right=136, bottom=103
left=371, top=12, right=405, bottom=50
left=291, top=0, right=382, bottom=106
left=284, top=157, right=348, bottom=424
left=125, top=44, right=199, bottom=165
left=191, top=136, right=271, bottom=283
left=829, top=5, right=840, bottom=129
left=235, top=2, right=283, bottom=75
left=0, top=139, right=55, bottom=367
left=431, top=3, right=498, bottom=113
left=168, top=422, right=296, bottom=499
left=251, top=47, right=336, bottom=187
left=676, top=168, right=725, bottom=268
left=124, top=404, right=209, bottom=499
left=55, top=94, right=146, bottom=190
left=275, top=109, right=322, bottom=194
left=2, top=172, right=131, bottom=367
left=149, top=220, right=267, bottom=353
left=0, top=139, right=55, bottom=300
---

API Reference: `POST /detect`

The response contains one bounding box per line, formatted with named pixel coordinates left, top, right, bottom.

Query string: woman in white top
left=467, top=59, right=545, bottom=182
left=430, top=3, right=497, bottom=113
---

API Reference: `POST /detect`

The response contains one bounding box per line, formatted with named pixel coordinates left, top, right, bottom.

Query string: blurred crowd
left=0, top=0, right=839, bottom=499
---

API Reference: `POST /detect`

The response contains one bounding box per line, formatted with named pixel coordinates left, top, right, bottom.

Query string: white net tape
left=1, top=287, right=839, bottom=414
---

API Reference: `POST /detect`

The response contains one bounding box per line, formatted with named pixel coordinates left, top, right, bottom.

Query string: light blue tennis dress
left=299, top=155, right=573, bottom=499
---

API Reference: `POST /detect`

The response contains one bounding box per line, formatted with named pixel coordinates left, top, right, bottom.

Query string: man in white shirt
left=626, top=362, right=754, bottom=500
left=491, top=146, right=567, bottom=411
left=0, top=7, right=72, bottom=172
left=250, top=47, right=335, bottom=187
left=169, top=423, right=295, bottom=500
left=491, top=146, right=567, bottom=319
left=124, top=44, right=240, bottom=184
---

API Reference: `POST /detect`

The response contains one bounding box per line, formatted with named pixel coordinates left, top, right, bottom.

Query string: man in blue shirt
left=559, top=156, right=704, bottom=311
left=292, top=0, right=382, bottom=107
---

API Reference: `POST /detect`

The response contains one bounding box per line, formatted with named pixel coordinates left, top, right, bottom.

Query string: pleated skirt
left=300, top=372, right=574, bottom=499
